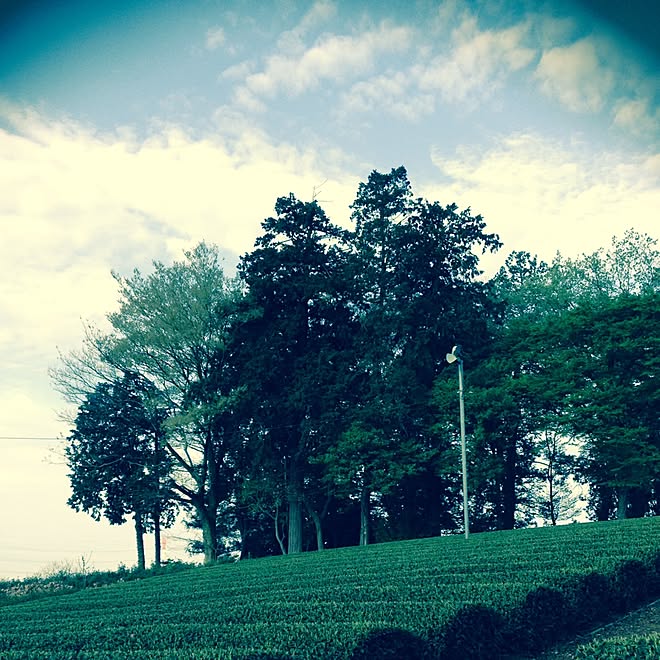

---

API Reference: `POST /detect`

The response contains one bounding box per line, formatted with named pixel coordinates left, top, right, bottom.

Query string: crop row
left=575, top=633, right=660, bottom=660
left=1, top=517, right=659, bottom=659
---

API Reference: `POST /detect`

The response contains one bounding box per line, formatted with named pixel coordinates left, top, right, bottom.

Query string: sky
left=0, top=0, right=658, bottom=579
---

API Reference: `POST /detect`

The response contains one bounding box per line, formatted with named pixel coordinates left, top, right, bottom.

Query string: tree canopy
left=54, top=168, right=660, bottom=565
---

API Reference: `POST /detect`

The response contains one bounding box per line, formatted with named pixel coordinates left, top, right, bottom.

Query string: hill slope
left=1, top=518, right=659, bottom=659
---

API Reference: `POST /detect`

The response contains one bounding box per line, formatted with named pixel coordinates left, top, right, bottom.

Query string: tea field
left=1, top=517, right=659, bottom=659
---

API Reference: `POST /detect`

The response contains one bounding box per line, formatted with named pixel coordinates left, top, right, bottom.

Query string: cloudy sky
left=0, top=0, right=658, bottom=578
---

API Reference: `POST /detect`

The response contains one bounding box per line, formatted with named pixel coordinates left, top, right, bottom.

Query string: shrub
left=568, top=571, right=613, bottom=627
left=509, top=586, right=570, bottom=654
left=439, top=605, right=507, bottom=660
left=609, top=560, right=652, bottom=613
left=350, top=628, right=429, bottom=660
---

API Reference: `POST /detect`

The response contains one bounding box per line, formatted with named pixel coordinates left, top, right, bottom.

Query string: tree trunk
left=546, top=443, right=558, bottom=526
left=501, top=438, right=517, bottom=530
left=548, top=472, right=557, bottom=526
left=616, top=487, right=629, bottom=520
left=308, top=509, right=324, bottom=551
left=304, top=495, right=331, bottom=552
left=153, top=509, right=162, bottom=567
left=287, top=466, right=303, bottom=554
left=134, top=512, right=146, bottom=571
left=153, top=429, right=163, bottom=567
left=360, top=485, right=370, bottom=546
left=287, top=499, right=303, bottom=554
left=200, top=507, right=218, bottom=564
left=274, top=504, right=287, bottom=555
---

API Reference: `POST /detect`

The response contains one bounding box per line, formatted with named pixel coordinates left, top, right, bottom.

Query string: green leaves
left=108, top=242, right=243, bottom=394
left=66, top=373, right=170, bottom=521
left=54, top=164, right=660, bottom=560
left=478, top=227, right=659, bottom=523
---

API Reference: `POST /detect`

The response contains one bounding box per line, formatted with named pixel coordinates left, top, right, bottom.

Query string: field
left=1, top=517, right=659, bottom=659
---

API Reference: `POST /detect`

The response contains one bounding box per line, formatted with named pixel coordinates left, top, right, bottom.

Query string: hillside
left=1, top=518, right=659, bottom=659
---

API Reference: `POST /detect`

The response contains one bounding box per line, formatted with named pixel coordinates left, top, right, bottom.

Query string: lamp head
left=446, top=344, right=462, bottom=364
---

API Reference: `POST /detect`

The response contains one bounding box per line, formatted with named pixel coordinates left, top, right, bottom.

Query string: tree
left=65, top=372, right=174, bottom=569
left=56, top=243, right=247, bottom=564
left=552, top=293, right=660, bottom=519
left=528, top=428, right=581, bottom=525
left=237, top=194, right=355, bottom=553
left=441, top=251, right=577, bottom=532
left=486, top=230, right=660, bottom=523
left=347, top=167, right=501, bottom=539
left=316, top=420, right=429, bottom=545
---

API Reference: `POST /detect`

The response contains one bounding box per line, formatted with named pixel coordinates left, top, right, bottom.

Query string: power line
left=0, top=436, right=62, bottom=441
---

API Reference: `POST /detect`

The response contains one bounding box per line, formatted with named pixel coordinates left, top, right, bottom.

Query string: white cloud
left=338, top=15, right=535, bottom=120
left=237, top=23, right=412, bottom=103
left=0, top=106, right=355, bottom=261
left=426, top=133, right=660, bottom=270
left=534, top=37, right=614, bottom=112
left=276, top=0, right=337, bottom=54
left=205, top=26, right=226, bottom=51
left=612, top=97, right=660, bottom=137
left=416, top=17, right=535, bottom=105
left=0, top=104, right=360, bottom=463
left=341, top=72, right=435, bottom=121
left=231, top=86, right=267, bottom=113
left=220, top=60, right=254, bottom=81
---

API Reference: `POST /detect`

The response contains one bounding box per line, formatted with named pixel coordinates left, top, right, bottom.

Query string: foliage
left=0, top=560, right=197, bottom=607
left=54, top=242, right=248, bottom=564
left=344, top=166, right=501, bottom=542
left=65, top=372, right=175, bottom=569
left=475, top=229, right=660, bottom=524
left=52, top=164, right=660, bottom=561
left=236, top=194, right=355, bottom=553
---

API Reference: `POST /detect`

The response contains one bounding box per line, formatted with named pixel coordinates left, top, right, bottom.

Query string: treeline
left=51, top=167, right=660, bottom=567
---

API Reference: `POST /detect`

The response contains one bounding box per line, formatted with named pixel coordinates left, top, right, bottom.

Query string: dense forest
left=51, top=167, right=660, bottom=568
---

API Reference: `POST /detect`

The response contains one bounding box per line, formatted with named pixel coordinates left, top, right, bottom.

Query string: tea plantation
left=2, top=517, right=659, bottom=659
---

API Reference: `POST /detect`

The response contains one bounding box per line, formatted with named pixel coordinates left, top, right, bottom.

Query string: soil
left=532, top=598, right=660, bottom=659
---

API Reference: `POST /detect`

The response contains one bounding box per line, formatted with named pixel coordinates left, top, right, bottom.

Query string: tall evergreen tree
left=66, top=372, right=175, bottom=569
left=237, top=194, right=355, bottom=553
left=342, top=167, right=501, bottom=540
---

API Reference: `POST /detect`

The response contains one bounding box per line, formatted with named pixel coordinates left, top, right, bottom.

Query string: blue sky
left=0, top=0, right=658, bottom=577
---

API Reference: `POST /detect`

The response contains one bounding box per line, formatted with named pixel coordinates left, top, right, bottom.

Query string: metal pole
left=457, top=359, right=469, bottom=539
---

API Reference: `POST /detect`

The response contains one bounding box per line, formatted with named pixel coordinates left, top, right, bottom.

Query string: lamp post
left=446, top=345, right=469, bottom=539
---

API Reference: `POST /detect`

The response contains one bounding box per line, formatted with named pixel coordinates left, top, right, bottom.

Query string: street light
left=446, top=345, right=469, bottom=539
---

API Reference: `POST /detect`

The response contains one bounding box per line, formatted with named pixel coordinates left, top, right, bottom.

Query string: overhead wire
left=0, top=436, right=62, bottom=441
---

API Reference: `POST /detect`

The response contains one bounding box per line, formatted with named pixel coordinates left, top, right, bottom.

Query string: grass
left=1, top=517, right=659, bottom=659
left=575, top=633, right=660, bottom=660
